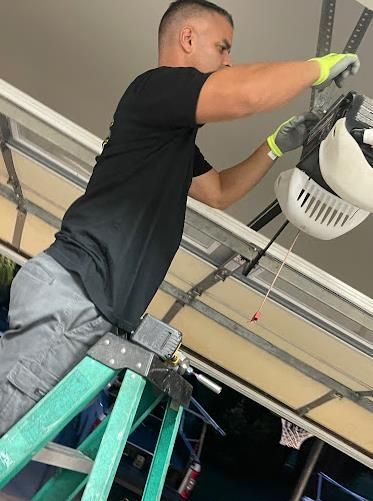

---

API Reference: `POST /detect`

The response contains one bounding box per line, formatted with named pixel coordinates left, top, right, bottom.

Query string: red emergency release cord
left=250, top=230, right=301, bottom=323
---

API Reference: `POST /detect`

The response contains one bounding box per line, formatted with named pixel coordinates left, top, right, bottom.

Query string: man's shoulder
left=132, top=66, right=205, bottom=85
left=124, top=67, right=203, bottom=99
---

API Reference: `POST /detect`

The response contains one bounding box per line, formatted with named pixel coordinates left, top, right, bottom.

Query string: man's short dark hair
left=159, top=0, right=234, bottom=46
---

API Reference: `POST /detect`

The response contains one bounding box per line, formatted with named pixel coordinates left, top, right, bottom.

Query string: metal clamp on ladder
left=0, top=314, right=221, bottom=500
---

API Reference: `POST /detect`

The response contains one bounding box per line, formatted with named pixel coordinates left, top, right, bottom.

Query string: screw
left=121, top=348, right=126, bottom=354
left=109, top=359, right=115, bottom=365
left=136, top=362, right=142, bottom=369
left=104, top=339, right=110, bottom=345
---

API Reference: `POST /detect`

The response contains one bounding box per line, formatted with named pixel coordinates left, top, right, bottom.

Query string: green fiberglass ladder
left=0, top=314, right=221, bottom=500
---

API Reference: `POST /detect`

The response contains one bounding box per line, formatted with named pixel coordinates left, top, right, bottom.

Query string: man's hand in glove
left=267, top=112, right=319, bottom=159
left=310, top=53, right=360, bottom=89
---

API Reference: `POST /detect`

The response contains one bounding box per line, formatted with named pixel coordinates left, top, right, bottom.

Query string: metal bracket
left=310, top=0, right=336, bottom=110
left=295, top=390, right=342, bottom=416
left=312, top=3, right=372, bottom=114
left=355, top=390, right=373, bottom=398
left=162, top=300, right=185, bottom=325
left=344, top=8, right=373, bottom=54
left=0, top=182, right=60, bottom=230
left=0, top=114, right=27, bottom=249
left=162, top=255, right=245, bottom=324
left=88, top=334, right=192, bottom=407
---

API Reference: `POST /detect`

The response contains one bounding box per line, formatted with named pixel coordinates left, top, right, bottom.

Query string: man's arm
left=189, top=142, right=273, bottom=209
left=189, top=113, right=319, bottom=209
left=196, top=54, right=359, bottom=123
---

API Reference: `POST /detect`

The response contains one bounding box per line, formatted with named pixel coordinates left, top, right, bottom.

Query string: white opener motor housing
left=274, top=92, right=373, bottom=240
left=319, top=118, right=373, bottom=213
left=275, top=168, right=369, bottom=240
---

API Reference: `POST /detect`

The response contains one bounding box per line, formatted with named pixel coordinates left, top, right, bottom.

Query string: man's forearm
left=236, top=60, right=320, bottom=113
left=218, top=142, right=275, bottom=209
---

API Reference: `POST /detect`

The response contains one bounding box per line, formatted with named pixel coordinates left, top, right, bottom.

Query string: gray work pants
left=0, top=252, right=111, bottom=437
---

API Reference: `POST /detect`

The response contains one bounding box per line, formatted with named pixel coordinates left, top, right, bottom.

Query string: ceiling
left=0, top=0, right=372, bottom=296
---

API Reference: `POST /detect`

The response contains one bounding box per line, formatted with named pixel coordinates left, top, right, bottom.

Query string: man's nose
left=224, top=53, right=232, bottom=67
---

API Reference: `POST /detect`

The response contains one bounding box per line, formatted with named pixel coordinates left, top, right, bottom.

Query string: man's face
left=189, top=13, right=233, bottom=73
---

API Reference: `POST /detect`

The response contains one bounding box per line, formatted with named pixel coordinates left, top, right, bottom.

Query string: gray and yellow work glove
left=310, top=53, right=360, bottom=89
left=267, top=113, right=319, bottom=159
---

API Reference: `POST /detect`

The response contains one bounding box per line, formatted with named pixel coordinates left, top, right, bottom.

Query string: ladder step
left=32, top=442, right=93, bottom=474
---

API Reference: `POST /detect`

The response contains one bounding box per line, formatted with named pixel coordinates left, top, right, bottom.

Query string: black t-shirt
left=47, top=67, right=212, bottom=331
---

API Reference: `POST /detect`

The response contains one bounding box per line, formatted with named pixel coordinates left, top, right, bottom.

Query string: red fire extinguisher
left=178, top=461, right=201, bottom=499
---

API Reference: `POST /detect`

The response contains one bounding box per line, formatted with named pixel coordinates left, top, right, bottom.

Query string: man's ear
left=179, top=26, right=193, bottom=54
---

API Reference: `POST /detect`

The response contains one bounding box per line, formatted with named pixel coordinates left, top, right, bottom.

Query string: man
left=0, top=0, right=359, bottom=436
